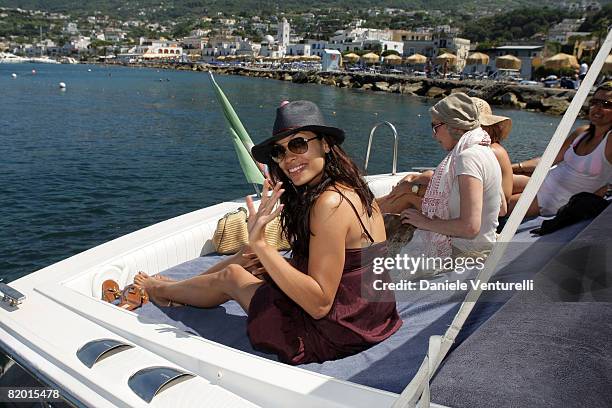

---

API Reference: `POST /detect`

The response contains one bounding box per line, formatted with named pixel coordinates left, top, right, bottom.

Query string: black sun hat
left=251, top=100, right=345, bottom=164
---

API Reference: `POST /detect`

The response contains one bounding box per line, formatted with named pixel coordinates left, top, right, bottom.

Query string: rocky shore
left=140, top=62, right=588, bottom=117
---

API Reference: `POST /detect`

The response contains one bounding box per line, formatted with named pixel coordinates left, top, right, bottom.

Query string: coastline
left=120, top=62, right=586, bottom=117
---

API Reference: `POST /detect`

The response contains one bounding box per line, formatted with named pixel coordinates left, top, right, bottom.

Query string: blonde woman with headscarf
left=378, top=97, right=513, bottom=214
left=401, top=93, right=503, bottom=260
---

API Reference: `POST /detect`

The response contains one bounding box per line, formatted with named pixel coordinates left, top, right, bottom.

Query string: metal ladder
left=363, top=121, right=398, bottom=175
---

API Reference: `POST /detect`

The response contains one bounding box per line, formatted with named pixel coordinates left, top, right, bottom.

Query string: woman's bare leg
left=508, top=193, right=540, bottom=217
left=134, top=264, right=263, bottom=312
left=512, top=174, right=531, bottom=194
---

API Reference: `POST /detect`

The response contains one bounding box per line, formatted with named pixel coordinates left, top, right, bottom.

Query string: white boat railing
left=364, top=121, right=399, bottom=175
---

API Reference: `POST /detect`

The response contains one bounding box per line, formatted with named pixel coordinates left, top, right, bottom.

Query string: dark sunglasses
left=270, top=135, right=322, bottom=163
left=590, top=98, right=612, bottom=109
left=431, top=122, right=445, bottom=134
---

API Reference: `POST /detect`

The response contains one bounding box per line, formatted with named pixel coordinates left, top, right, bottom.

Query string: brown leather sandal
left=117, top=284, right=149, bottom=311
left=102, top=279, right=121, bottom=303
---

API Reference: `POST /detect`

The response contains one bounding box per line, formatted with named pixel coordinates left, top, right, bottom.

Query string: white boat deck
left=1, top=173, right=409, bottom=407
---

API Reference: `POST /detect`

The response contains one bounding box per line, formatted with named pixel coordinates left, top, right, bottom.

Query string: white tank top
left=537, top=130, right=612, bottom=216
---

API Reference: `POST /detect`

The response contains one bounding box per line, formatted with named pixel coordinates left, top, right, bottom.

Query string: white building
left=442, top=37, right=470, bottom=70
left=251, top=22, right=269, bottom=32
left=364, top=39, right=403, bottom=54
left=306, top=40, right=328, bottom=57
left=103, top=28, right=126, bottom=42
left=325, top=27, right=400, bottom=54
left=24, top=39, right=57, bottom=57
left=126, top=38, right=183, bottom=60
left=182, top=36, right=207, bottom=50
left=401, top=31, right=470, bottom=68
left=202, top=36, right=239, bottom=58
left=62, top=36, right=91, bottom=55
left=548, top=18, right=586, bottom=44
left=236, top=38, right=260, bottom=57
left=189, top=28, right=210, bottom=37
left=329, top=28, right=392, bottom=45
left=64, top=22, right=78, bottom=35
left=564, top=1, right=602, bottom=12
left=277, top=17, right=290, bottom=48
left=474, top=45, right=544, bottom=80
left=286, top=43, right=311, bottom=56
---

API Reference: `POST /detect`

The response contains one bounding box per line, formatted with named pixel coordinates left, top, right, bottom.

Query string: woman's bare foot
left=134, top=272, right=182, bottom=307
left=154, top=274, right=176, bottom=282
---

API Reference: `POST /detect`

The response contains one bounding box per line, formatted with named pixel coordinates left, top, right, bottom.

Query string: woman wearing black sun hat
left=136, top=100, right=401, bottom=364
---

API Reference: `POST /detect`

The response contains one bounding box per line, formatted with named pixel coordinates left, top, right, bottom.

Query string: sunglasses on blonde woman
left=431, top=122, right=445, bottom=134
left=269, top=135, right=322, bottom=163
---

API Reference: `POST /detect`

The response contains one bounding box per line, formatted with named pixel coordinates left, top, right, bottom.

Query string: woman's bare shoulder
left=491, top=143, right=511, bottom=161
left=568, top=125, right=590, bottom=141
left=316, top=187, right=356, bottom=211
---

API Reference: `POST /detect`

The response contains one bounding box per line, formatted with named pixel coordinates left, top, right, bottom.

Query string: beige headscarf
left=430, top=93, right=480, bottom=130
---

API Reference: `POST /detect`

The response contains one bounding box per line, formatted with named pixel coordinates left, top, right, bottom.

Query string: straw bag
left=212, top=207, right=290, bottom=254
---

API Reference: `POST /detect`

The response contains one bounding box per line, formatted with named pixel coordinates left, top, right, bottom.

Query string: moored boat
left=0, top=52, right=27, bottom=64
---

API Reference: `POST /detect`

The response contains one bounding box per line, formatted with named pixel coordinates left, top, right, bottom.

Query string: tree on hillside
left=462, top=7, right=578, bottom=43
left=381, top=49, right=400, bottom=56
left=578, top=4, right=612, bottom=32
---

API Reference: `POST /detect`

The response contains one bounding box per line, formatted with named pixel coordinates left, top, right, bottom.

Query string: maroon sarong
left=247, top=242, right=402, bottom=364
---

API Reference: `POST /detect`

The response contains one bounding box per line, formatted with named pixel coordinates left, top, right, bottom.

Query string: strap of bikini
left=332, top=187, right=375, bottom=243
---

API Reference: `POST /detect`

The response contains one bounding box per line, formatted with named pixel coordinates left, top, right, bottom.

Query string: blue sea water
left=0, top=64, right=584, bottom=282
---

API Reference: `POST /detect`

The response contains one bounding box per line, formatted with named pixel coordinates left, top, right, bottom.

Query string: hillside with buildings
left=1, top=0, right=609, bottom=83
left=2, top=0, right=605, bottom=18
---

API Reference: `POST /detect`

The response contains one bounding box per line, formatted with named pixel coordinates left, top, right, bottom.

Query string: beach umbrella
left=435, top=53, right=457, bottom=65
left=466, top=52, right=489, bottom=65
left=604, top=54, right=612, bottom=73
left=496, top=55, right=522, bottom=70
left=544, top=53, right=579, bottom=70
left=361, top=52, right=380, bottom=64
left=343, top=53, right=360, bottom=63
left=208, top=72, right=264, bottom=187
left=383, top=54, right=402, bottom=65
left=405, top=53, right=427, bottom=64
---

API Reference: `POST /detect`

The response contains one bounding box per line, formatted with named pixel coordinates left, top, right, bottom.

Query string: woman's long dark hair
left=268, top=134, right=375, bottom=263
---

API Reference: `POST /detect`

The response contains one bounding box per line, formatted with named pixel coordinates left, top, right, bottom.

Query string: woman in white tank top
left=509, top=82, right=612, bottom=217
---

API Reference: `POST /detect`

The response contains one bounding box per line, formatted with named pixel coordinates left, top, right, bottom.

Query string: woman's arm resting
left=512, top=125, right=588, bottom=174
left=401, top=175, right=483, bottom=239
